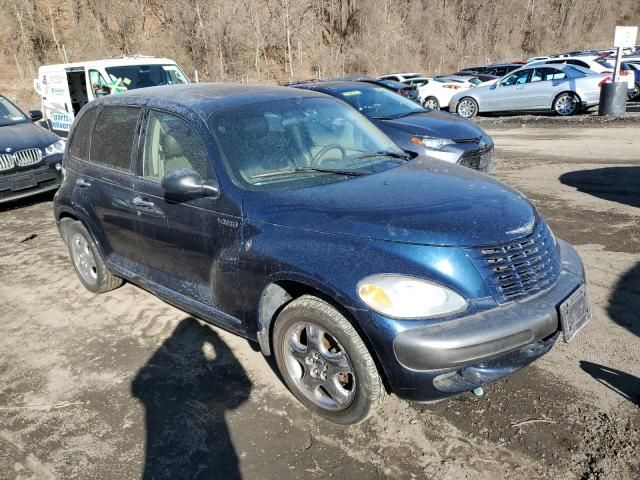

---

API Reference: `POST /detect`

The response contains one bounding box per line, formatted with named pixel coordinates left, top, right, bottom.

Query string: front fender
left=240, top=220, right=491, bottom=353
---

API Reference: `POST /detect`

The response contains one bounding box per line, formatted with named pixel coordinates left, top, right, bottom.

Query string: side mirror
left=29, top=110, right=43, bottom=122
left=160, top=168, right=219, bottom=198
left=489, top=83, right=498, bottom=90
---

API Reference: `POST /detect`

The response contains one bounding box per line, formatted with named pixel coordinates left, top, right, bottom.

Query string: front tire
left=67, top=221, right=123, bottom=293
left=273, top=295, right=384, bottom=424
left=423, top=96, right=440, bottom=110
left=553, top=92, right=580, bottom=116
left=456, top=97, right=478, bottom=118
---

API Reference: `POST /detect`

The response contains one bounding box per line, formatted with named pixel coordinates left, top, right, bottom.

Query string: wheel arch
left=256, top=278, right=392, bottom=393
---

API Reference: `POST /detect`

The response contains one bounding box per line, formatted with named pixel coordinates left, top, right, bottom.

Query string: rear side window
left=69, top=107, right=98, bottom=159
left=90, top=106, right=140, bottom=171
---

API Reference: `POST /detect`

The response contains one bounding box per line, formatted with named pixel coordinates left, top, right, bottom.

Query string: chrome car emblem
left=506, top=218, right=535, bottom=236
left=4, top=147, right=12, bottom=153
left=479, top=139, right=487, bottom=148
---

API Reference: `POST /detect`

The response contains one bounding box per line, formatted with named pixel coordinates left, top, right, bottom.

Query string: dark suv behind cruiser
left=0, top=95, right=64, bottom=204
left=54, top=84, right=591, bottom=424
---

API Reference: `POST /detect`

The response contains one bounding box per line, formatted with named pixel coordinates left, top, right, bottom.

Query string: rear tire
left=631, top=82, right=640, bottom=100
left=553, top=92, right=580, bottom=116
left=272, top=295, right=384, bottom=424
left=456, top=97, right=478, bottom=118
left=67, top=221, right=123, bottom=293
left=423, top=96, right=440, bottom=110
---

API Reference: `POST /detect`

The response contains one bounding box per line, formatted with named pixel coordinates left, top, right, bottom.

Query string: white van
left=33, top=56, right=189, bottom=135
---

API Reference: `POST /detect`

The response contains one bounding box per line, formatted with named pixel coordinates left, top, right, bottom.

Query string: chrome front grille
left=14, top=148, right=43, bottom=167
left=463, top=221, right=561, bottom=304
left=0, top=154, right=13, bottom=172
left=0, top=149, right=44, bottom=172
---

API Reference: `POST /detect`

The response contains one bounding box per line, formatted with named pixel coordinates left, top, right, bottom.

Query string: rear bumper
left=385, top=239, right=585, bottom=401
left=0, top=156, right=62, bottom=204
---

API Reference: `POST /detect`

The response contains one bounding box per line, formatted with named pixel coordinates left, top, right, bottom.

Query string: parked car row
left=376, top=46, right=640, bottom=118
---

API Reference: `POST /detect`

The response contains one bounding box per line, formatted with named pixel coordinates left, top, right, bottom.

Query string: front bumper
left=422, top=144, right=495, bottom=174
left=0, top=155, right=62, bottom=204
left=383, top=239, right=585, bottom=402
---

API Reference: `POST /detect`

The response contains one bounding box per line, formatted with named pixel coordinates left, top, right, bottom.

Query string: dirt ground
left=0, top=123, right=638, bottom=480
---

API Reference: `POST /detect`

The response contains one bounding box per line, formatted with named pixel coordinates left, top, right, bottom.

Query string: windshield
left=337, top=86, right=424, bottom=119
left=0, top=97, right=28, bottom=127
left=104, top=64, right=188, bottom=91
left=210, top=97, right=406, bottom=191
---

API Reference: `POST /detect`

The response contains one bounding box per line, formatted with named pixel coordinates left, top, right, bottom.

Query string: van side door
left=132, top=109, right=244, bottom=333
left=76, top=105, right=146, bottom=272
left=40, top=69, right=74, bottom=136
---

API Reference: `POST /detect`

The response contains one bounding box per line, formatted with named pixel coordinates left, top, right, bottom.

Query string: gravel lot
left=0, top=122, right=638, bottom=480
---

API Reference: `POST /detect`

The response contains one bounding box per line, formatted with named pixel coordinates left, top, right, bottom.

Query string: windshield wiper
left=250, top=167, right=366, bottom=180
left=350, top=150, right=411, bottom=162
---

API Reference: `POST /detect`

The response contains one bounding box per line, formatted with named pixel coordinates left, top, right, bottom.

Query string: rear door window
left=69, top=107, right=98, bottom=160
left=531, top=68, right=567, bottom=82
left=90, top=106, right=140, bottom=171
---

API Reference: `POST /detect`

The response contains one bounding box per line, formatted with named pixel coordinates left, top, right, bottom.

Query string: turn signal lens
left=357, top=274, right=467, bottom=319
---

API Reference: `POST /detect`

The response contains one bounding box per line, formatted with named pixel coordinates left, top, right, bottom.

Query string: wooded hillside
left=1, top=0, right=639, bottom=101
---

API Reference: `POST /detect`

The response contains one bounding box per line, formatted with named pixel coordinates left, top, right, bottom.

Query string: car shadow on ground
left=559, top=166, right=640, bottom=208
left=580, top=361, right=640, bottom=406
left=131, top=317, right=252, bottom=480
left=606, top=262, right=640, bottom=338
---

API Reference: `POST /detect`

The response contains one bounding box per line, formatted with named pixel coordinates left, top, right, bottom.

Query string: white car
left=377, top=72, right=422, bottom=83
left=528, top=56, right=635, bottom=90
left=413, top=77, right=474, bottom=110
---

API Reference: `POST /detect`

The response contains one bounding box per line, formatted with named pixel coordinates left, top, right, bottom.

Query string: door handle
left=76, top=178, right=92, bottom=188
left=132, top=197, right=155, bottom=208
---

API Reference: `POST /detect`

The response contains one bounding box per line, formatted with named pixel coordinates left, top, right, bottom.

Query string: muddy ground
left=0, top=122, right=638, bottom=480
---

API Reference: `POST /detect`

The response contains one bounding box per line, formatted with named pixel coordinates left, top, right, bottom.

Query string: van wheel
left=273, top=295, right=384, bottom=424
left=457, top=97, right=478, bottom=118
left=553, top=92, right=579, bottom=116
left=423, top=96, right=440, bottom=110
left=67, top=222, right=123, bottom=293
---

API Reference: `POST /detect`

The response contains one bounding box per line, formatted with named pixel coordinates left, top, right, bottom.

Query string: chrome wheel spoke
left=323, top=376, right=351, bottom=407
left=306, top=324, right=326, bottom=352
left=288, top=336, right=307, bottom=363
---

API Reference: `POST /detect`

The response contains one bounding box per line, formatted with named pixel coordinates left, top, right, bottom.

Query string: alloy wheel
left=282, top=321, right=356, bottom=411
left=424, top=97, right=440, bottom=110
left=555, top=94, right=577, bottom=116
left=457, top=98, right=477, bottom=118
left=71, top=232, right=98, bottom=286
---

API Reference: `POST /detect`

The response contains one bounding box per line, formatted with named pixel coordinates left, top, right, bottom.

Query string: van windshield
left=0, top=97, right=28, bottom=127
left=210, top=97, right=407, bottom=191
left=104, top=64, right=188, bottom=91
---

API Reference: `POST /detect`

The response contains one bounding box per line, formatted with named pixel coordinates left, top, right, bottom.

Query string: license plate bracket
left=12, top=175, right=37, bottom=191
left=559, top=284, right=591, bottom=342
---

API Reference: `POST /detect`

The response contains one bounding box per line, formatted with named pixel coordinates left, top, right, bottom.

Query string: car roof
left=291, top=80, right=382, bottom=93
left=92, top=83, right=326, bottom=118
left=378, top=72, right=420, bottom=77
left=39, top=56, right=180, bottom=70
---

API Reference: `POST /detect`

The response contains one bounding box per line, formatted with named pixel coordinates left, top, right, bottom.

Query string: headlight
left=410, top=136, right=455, bottom=150
left=357, top=274, right=467, bottom=319
left=45, top=139, right=66, bottom=156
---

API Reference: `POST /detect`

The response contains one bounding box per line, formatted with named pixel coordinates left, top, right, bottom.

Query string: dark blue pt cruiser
left=54, top=84, right=591, bottom=424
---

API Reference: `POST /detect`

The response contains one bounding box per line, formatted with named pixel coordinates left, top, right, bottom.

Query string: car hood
left=0, top=122, right=59, bottom=152
left=373, top=110, right=484, bottom=141
left=243, top=158, right=538, bottom=247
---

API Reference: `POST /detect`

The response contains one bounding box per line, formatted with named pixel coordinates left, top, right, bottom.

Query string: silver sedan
left=449, top=64, right=604, bottom=118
